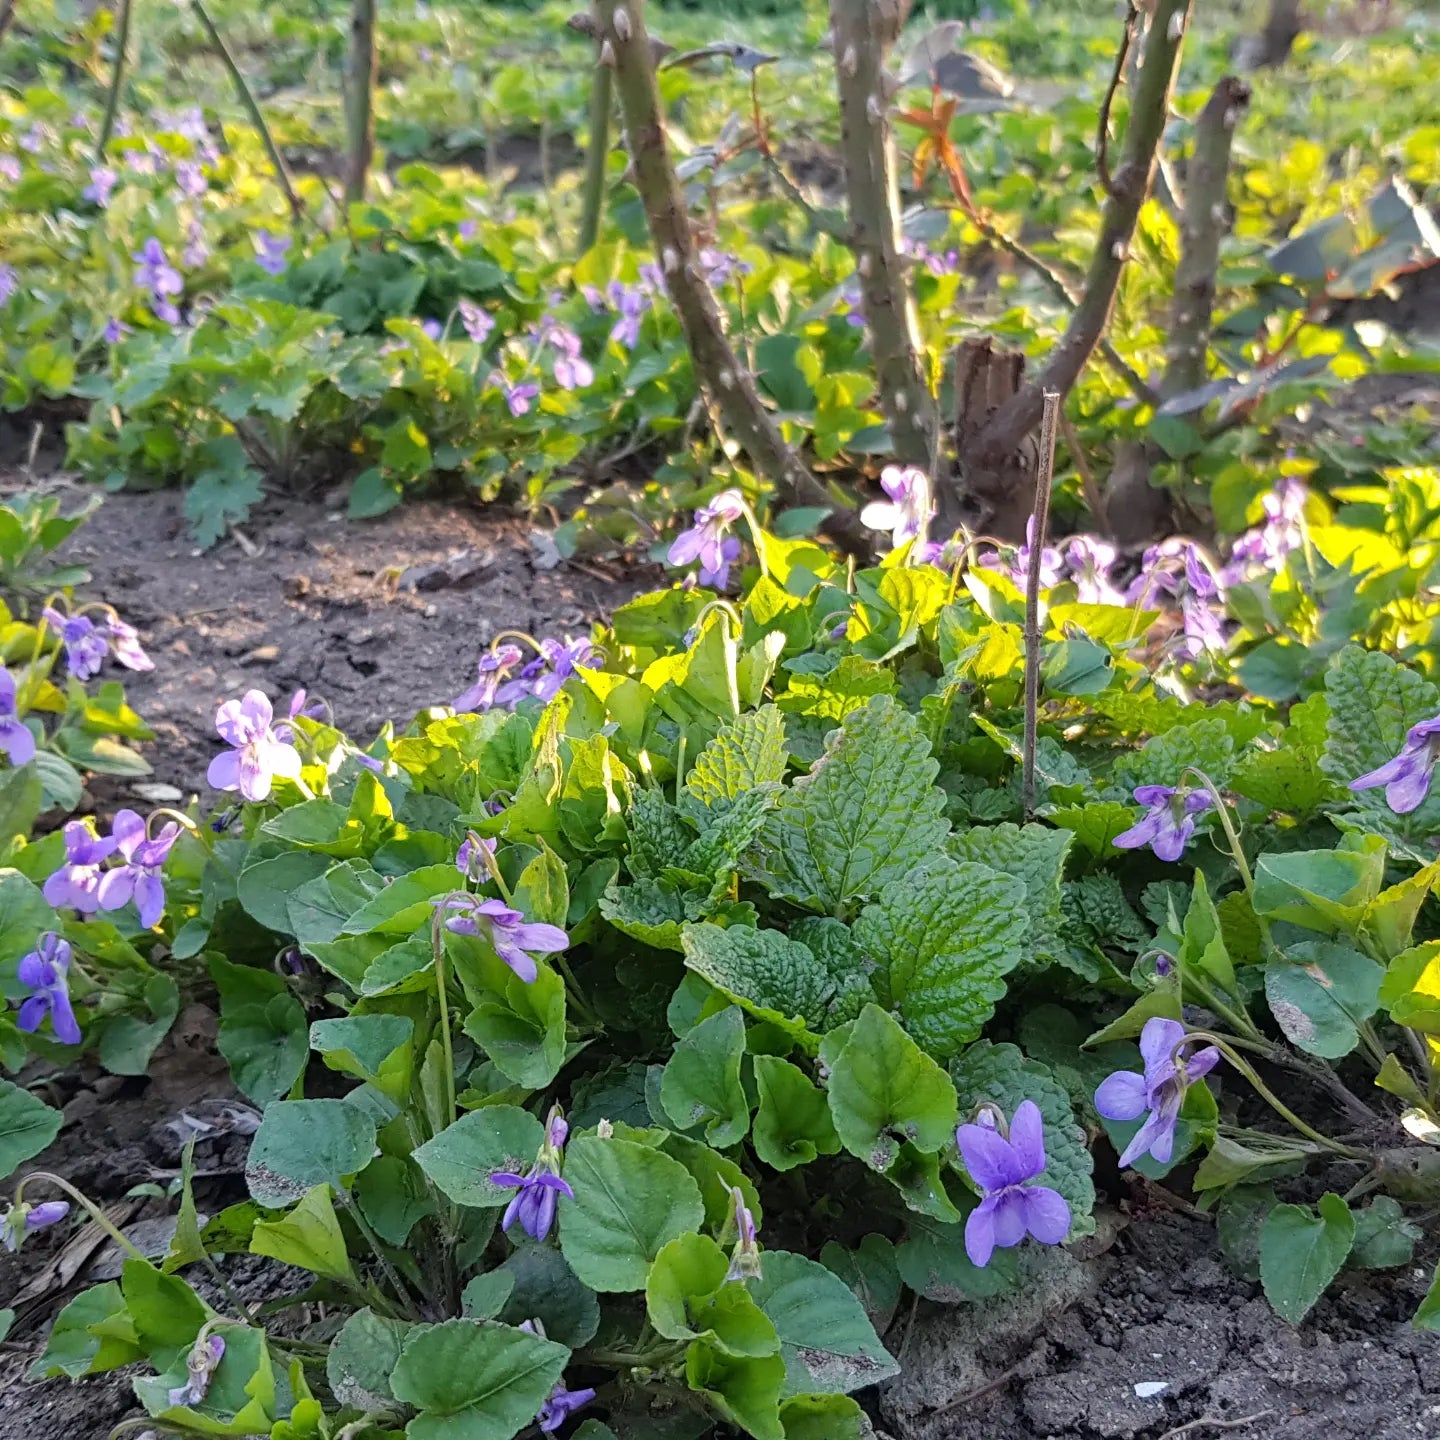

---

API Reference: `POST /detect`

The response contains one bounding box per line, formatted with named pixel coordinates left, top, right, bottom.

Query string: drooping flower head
left=1112, top=784, right=1213, bottom=863
left=977, top=516, right=1063, bottom=593
left=169, top=1332, right=226, bottom=1409
left=860, top=465, right=933, bottom=549
left=528, top=637, right=600, bottom=703
left=491, top=1107, right=573, bottom=1241
left=207, top=690, right=304, bottom=802
left=537, top=1382, right=596, bottom=1434
left=43, top=820, right=118, bottom=913
left=16, top=933, right=81, bottom=1045
left=105, top=615, right=152, bottom=671
left=725, top=1183, right=762, bottom=1281
left=1064, top=536, right=1125, bottom=606
left=1094, top=1017, right=1220, bottom=1168
left=42, top=608, right=108, bottom=680
left=2, top=1199, right=70, bottom=1252
left=438, top=895, right=569, bottom=984
left=956, top=1100, right=1071, bottom=1268
left=1349, top=713, right=1440, bottom=815
left=456, top=833, right=497, bottom=883
left=458, top=298, right=494, bottom=344
left=488, top=374, right=540, bottom=417
left=453, top=643, right=526, bottom=713
left=97, top=809, right=182, bottom=928
left=668, top=489, right=746, bottom=589
left=0, top=666, right=35, bottom=767
left=253, top=231, right=291, bottom=276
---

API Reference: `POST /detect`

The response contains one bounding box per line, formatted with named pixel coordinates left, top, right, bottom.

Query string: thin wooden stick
left=1022, top=390, right=1062, bottom=819
left=578, top=55, right=612, bottom=253
left=96, top=0, right=134, bottom=156
left=1096, top=1, right=1139, bottom=198
left=1157, top=1410, right=1276, bottom=1440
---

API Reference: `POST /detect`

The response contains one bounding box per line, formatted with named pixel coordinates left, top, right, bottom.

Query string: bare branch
left=0, top=0, right=21, bottom=52
left=1096, top=2, right=1139, bottom=199
left=1163, top=76, right=1250, bottom=399
left=96, top=0, right=134, bottom=157
left=828, top=0, right=940, bottom=471
left=342, top=0, right=378, bottom=205
left=578, top=54, right=613, bottom=253
left=1022, top=390, right=1061, bottom=820
left=596, top=0, right=866, bottom=549
left=972, top=0, right=1193, bottom=470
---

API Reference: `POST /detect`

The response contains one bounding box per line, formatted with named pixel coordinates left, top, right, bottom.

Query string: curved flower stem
left=491, top=630, right=545, bottom=658
left=1179, top=766, right=1275, bottom=956
left=732, top=495, right=771, bottom=584
left=14, top=1173, right=146, bottom=1260
left=336, top=1188, right=423, bottom=1321
left=1183, top=968, right=1263, bottom=1043
left=1187, top=1031, right=1369, bottom=1159
left=428, top=909, right=457, bottom=1132
left=1214, top=1030, right=1378, bottom=1128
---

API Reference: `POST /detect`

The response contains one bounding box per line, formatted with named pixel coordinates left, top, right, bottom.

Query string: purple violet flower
left=169, top=1333, right=226, bottom=1409
left=2, top=1199, right=70, bottom=1252
left=491, top=1109, right=573, bottom=1240
left=0, top=666, right=36, bottom=767
left=102, top=317, right=131, bottom=344
left=421, top=319, right=443, bottom=341
left=1349, top=713, right=1440, bottom=815
left=439, top=895, right=569, bottom=984
left=607, top=281, right=651, bottom=349
left=1095, top=1017, right=1220, bottom=1168
left=668, top=490, right=746, bottom=588
left=540, top=323, right=593, bottom=390
left=978, top=517, right=1063, bottom=593
left=459, top=298, right=494, bottom=344
left=254, top=231, right=291, bottom=276
left=453, top=643, right=526, bottom=713
left=456, top=834, right=497, bottom=882
left=1064, top=536, right=1125, bottom=605
left=96, top=809, right=181, bottom=927
left=16, top=933, right=81, bottom=1045
left=43, top=821, right=118, bottom=913
left=725, top=1184, right=762, bottom=1281
left=528, top=637, right=600, bottom=703
left=956, top=1100, right=1071, bottom=1267
left=458, top=219, right=479, bottom=241
left=207, top=690, right=304, bottom=802
left=175, top=159, right=206, bottom=197
left=42, top=607, right=108, bottom=679
left=0, top=156, right=20, bottom=183
left=860, top=465, right=933, bottom=548
left=105, top=615, right=152, bottom=671
left=183, top=219, right=209, bottom=270
left=1112, top=784, right=1213, bottom=863
left=83, top=166, right=117, bottom=206
left=0, top=264, right=16, bottom=305
left=489, top=375, right=540, bottom=417
left=133, top=237, right=183, bottom=300
left=537, top=1382, right=597, bottom=1434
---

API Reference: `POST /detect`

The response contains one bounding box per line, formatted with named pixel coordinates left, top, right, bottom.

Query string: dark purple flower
left=439, top=895, right=569, bottom=984
left=207, top=690, right=303, bottom=802
left=956, top=1100, right=1071, bottom=1267
left=459, top=298, right=494, bottom=344
left=254, top=232, right=291, bottom=276
left=169, top=1333, right=225, bottom=1409
left=1112, top=784, right=1213, bottom=863
left=0, top=666, right=35, bottom=767
left=83, top=166, right=117, bottom=206
left=668, top=489, right=745, bottom=588
left=537, top=1382, right=596, bottom=1434
left=528, top=637, right=600, bottom=703
left=454, top=643, right=525, bottom=713
left=1095, top=1017, right=1219, bottom=1168
left=102, top=317, right=131, bottom=344
left=492, top=1109, right=573, bottom=1239
left=456, top=834, right=497, bottom=882
left=43, top=821, right=118, bottom=913
left=2, top=1199, right=69, bottom=1252
left=725, top=1183, right=761, bottom=1281
left=16, top=933, right=81, bottom=1045
left=489, top=374, right=540, bottom=417
left=42, top=607, right=108, bottom=679
left=1064, top=536, right=1124, bottom=605
left=105, top=616, right=152, bottom=671
left=96, top=809, right=181, bottom=927
left=861, top=465, right=933, bottom=548
left=1350, top=713, right=1440, bottom=814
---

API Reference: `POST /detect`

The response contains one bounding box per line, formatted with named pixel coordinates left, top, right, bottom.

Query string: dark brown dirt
left=39, top=481, right=651, bottom=798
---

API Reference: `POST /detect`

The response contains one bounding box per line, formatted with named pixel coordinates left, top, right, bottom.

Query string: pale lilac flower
left=458, top=298, right=494, bottom=344
left=538, top=1383, right=596, bottom=1434
left=16, top=933, right=81, bottom=1045
left=439, top=895, right=569, bottom=984
left=837, top=279, right=866, bottom=327
left=453, top=643, right=525, bottom=713
left=1350, top=713, right=1440, bottom=814
left=541, top=323, right=593, bottom=390
left=133, top=238, right=182, bottom=299
left=1178, top=595, right=1227, bottom=659
left=925, top=247, right=961, bottom=276
left=421, top=319, right=443, bottom=341
left=102, top=317, right=131, bottom=344
left=43, top=821, right=117, bottom=913
left=254, top=232, right=291, bottom=276
left=0, top=156, right=20, bottom=183
left=105, top=616, right=152, bottom=671
left=491, top=1109, right=573, bottom=1239
left=489, top=375, right=540, bottom=417
left=456, top=834, right=497, bottom=882
left=956, top=1100, right=1071, bottom=1267
left=83, top=166, right=117, bottom=206
left=1221, top=477, right=1308, bottom=584
left=19, top=125, right=46, bottom=153
left=169, top=1333, right=225, bottom=1409
left=182, top=219, right=209, bottom=269
left=978, top=517, right=1063, bottom=592
left=0, top=667, right=35, bottom=767
left=668, top=489, right=746, bottom=588
left=1064, top=536, right=1125, bottom=605
left=1095, top=1017, right=1220, bottom=1168
left=207, top=690, right=304, bottom=802
left=725, top=1184, right=761, bottom=1281
left=528, top=637, right=599, bottom=703
left=175, top=160, right=206, bottom=196
left=861, top=465, right=933, bottom=548
left=607, top=281, right=650, bottom=349
left=699, top=248, right=746, bottom=287
left=43, top=607, right=108, bottom=679
left=1112, top=784, right=1213, bottom=862
left=457, top=219, right=479, bottom=241
left=0, top=264, right=14, bottom=305
left=97, top=809, right=181, bottom=927
left=2, top=1200, right=69, bottom=1252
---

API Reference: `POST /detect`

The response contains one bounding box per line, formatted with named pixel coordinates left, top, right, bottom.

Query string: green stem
left=579, top=58, right=612, bottom=254
left=1180, top=765, right=1276, bottom=956
left=15, top=1173, right=146, bottom=1260
left=430, top=910, right=458, bottom=1131
left=96, top=0, right=133, bottom=157
left=338, top=1190, right=423, bottom=1321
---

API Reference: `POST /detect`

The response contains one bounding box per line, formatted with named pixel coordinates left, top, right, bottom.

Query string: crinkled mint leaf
left=681, top=924, right=839, bottom=1041
left=1110, top=719, right=1235, bottom=795
left=625, top=788, right=697, bottom=880
left=949, top=823, right=1072, bottom=969
left=949, top=1041, right=1095, bottom=1239
left=682, top=783, right=779, bottom=879
left=853, top=857, right=1027, bottom=1058
left=601, top=877, right=700, bottom=952
left=686, top=706, right=788, bottom=807
left=754, top=696, right=949, bottom=913
left=776, top=656, right=896, bottom=724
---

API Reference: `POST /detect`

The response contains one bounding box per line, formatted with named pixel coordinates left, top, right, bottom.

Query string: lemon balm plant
left=8, top=490, right=1440, bottom=1436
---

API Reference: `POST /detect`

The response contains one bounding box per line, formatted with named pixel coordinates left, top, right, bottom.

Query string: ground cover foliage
left=2, top=0, right=1440, bottom=1436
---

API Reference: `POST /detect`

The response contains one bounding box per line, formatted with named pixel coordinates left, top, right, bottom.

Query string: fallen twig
left=1157, top=1409, right=1276, bottom=1440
